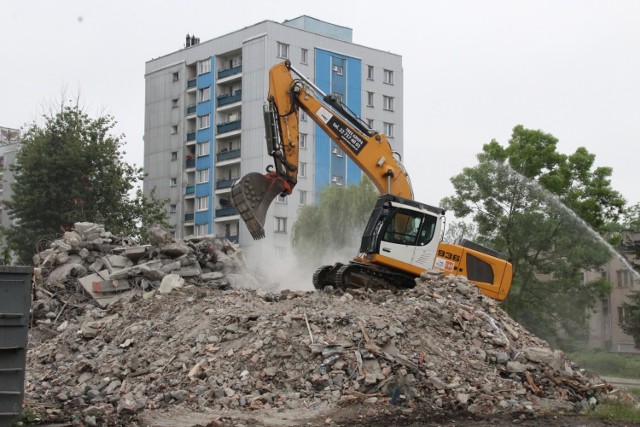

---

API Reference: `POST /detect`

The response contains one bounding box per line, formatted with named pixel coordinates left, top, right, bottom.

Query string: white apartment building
left=143, top=16, right=403, bottom=267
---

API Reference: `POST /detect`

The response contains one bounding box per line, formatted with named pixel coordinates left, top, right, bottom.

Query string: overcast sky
left=2, top=0, right=639, bottom=212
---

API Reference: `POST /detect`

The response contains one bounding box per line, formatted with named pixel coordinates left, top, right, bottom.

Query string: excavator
left=231, top=60, right=512, bottom=301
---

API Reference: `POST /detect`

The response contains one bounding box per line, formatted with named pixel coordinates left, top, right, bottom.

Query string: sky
left=2, top=0, right=639, bottom=212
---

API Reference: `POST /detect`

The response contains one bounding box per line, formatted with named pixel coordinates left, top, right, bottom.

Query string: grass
left=586, top=400, right=640, bottom=423
left=569, top=349, right=640, bottom=378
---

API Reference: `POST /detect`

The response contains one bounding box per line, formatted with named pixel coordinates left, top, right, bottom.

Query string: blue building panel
left=195, top=155, right=210, bottom=170
left=193, top=56, right=215, bottom=234
left=315, top=49, right=362, bottom=193
left=195, top=211, right=209, bottom=225
left=345, top=56, right=362, bottom=186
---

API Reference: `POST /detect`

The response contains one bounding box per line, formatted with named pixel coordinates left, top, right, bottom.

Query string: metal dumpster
left=0, top=266, right=33, bottom=427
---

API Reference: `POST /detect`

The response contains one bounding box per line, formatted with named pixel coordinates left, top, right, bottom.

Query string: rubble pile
left=25, top=236, right=619, bottom=426
left=30, top=222, right=257, bottom=316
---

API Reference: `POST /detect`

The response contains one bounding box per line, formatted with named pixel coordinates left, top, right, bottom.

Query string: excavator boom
left=231, top=60, right=413, bottom=239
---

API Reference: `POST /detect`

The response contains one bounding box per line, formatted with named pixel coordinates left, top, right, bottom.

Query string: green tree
left=4, top=101, right=169, bottom=264
left=441, top=125, right=624, bottom=349
left=623, top=203, right=640, bottom=231
left=291, top=177, right=378, bottom=261
left=621, top=291, right=640, bottom=349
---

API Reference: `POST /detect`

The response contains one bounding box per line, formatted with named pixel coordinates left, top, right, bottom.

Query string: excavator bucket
left=231, top=172, right=288, bottom=240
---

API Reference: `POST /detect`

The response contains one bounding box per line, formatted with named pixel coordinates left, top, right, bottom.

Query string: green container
left=0, top=266, right=33, bottom=427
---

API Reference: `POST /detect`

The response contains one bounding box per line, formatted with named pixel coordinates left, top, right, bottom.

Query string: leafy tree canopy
left=441, top=125, right=624, bottom=349
left=4, top=101, right=169, bottom=264
left=291, top=177, right=378, bottom=262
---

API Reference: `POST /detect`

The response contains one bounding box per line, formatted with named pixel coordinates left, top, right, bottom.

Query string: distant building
left=143, top=16, right=403, bottom=268
left=586, top=231, right=640, bottom=353
left=0, top=126, right=20, bottom=230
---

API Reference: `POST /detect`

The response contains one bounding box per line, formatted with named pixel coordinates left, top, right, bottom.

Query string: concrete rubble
left=31, top=222, right=256, bottom=309
left=23, top=223, right=628, bottom=425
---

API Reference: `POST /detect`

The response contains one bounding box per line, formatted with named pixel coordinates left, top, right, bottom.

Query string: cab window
left=383, top=211, right=422, bottom=245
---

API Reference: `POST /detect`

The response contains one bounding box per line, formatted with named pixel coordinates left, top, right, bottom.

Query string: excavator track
left=313, top=262, right=416, bottom=292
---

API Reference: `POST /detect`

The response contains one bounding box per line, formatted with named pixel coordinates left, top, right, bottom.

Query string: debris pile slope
left=31, top=222, right=257, bottom=314
left=25, top=232, right=620, bottom=427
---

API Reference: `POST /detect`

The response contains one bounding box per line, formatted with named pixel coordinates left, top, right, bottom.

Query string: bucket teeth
left=231, top=173, right=287, bottom=240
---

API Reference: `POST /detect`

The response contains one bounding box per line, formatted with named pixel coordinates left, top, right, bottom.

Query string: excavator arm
left=232, top=60, right=413, bottom=239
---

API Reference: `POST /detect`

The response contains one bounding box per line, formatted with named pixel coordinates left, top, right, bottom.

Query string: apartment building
left=0, top=126, right=20, bottom=230
left=143, top=16, right=403, bottom=266
left=586, top=231, right=640, bottom=353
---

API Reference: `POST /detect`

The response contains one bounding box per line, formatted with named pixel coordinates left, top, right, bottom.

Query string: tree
left=622, top=203, right=640, bottom=231
left=620, top=291, right=640, bottom=349
left=4, top=101, right=169, bottom=264
left=291, top=177, right=378, bottom=261
left=441, top=125, right=624, bottom=349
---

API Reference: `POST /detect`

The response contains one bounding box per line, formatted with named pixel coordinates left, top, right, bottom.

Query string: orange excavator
left=231, top=60, right=512, bottom=301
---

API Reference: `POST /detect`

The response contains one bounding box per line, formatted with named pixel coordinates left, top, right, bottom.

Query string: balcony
left=215, top=206, right=238, bottom=217
left=187, top=78, right=197, bottom=89
left=217, top=120, right=241, bottom=135
left=217, top=91, right=242, bottom=107
left=217, top=64, right=242, bottom=80
left=185, top=185, right=195, bottom=195
left=186, top=104, right=196, bottom=115
left=216, top=178, right=237, bottom=190
left=217, top=149, right=241, bottom=162
left=184, top=212, right=194, bottom=222
left=185, top=158, right=195, bottom=169
left=186, top=132, right=196, bottom=142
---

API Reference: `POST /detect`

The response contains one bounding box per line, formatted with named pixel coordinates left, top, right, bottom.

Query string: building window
left=171, top=151, right=178, bottom=161
left=197, top=196, right=209, bottom=211
left=170, top=178, right=177, bottom=187
left=198, top=114, right=210, bottom=129
left=332, top=146, right=344, bottom=157
left=277, top=42, right=289, bottom=59
left=383, top=69, right=394, bottom=85
left=172, top=98, right=179, bottom=108
left=199, top=87, right=211, bottom=102
left=383, top=122, right=394, bottom=138
left=300, top=133, right=307, bottom=149
left=276, top=194, right=287, bottom=203
left=299, top=190, right=307, bottom=205
left=383, top=95, right=394, bottom=111
left=332, top=65, right=343, bottom=75
left=170, top=204, right=177, bottom=213
left=300, top=111, right=307, bottom=122
left=617, top=270, right=630, bottom=287
left=367, top=65, right=374, bottom=80
left=172, top=72, right=179, bottom=82
left=367, top=91, right=374, bottom=107
left=366, top=118, right=374, bottom=128
left=196, top=224, right=208, bottom=236
left=275, top=217, right=287, bottom=233
left=331, top=175, right=344, bottom=186
left=301, top=48, right=308, bottom=64
left=197, top=142, right=210, bottom=156
left=299, top=162, right=307, bottom=178
left=618, top=306, right=632, bottom=325
left=197, top=169, right=209, bottom=184
left=198, top=59, right=211, bottom=74
left=171, top=125, right=178, bottom=134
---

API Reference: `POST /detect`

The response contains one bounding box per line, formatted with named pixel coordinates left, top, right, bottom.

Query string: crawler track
left=312, top=262, right=416, bottom=292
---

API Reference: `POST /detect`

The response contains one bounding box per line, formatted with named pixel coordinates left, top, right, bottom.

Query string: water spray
left=492, top=160, right=640, bottom=281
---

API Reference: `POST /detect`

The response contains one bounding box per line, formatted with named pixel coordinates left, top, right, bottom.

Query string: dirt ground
left=132, top=405, right=634, bottom=427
